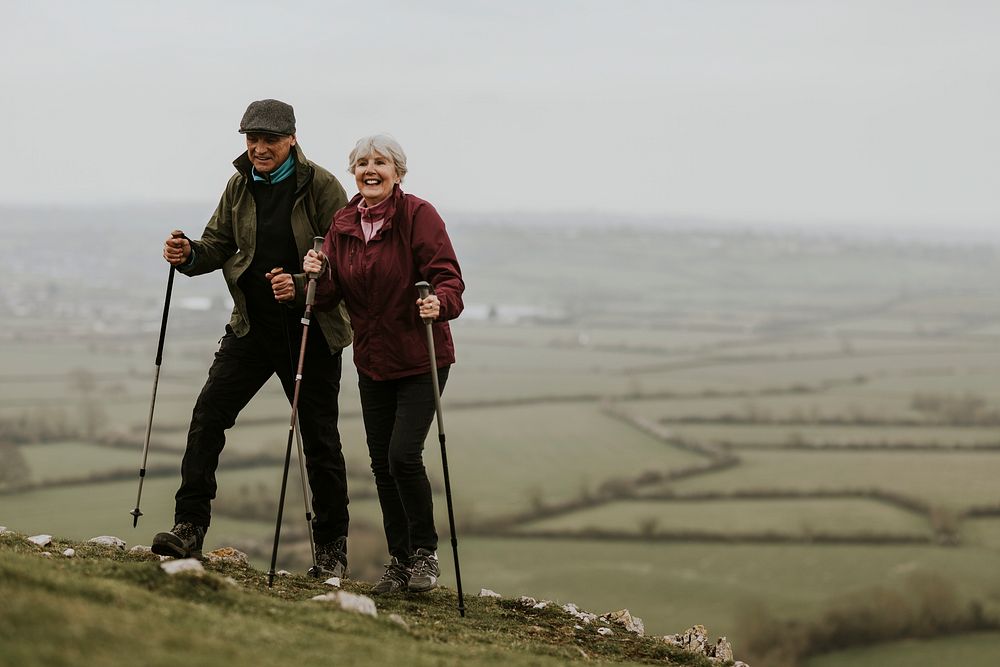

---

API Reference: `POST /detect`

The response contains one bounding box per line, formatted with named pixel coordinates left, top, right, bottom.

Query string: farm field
left=5, top=212, right=1000, bottom=665
left=804, top=632, right=1000, bottom=667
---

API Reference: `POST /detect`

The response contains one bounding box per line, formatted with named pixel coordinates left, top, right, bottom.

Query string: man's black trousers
left=174, top=323, right=349, bottom=545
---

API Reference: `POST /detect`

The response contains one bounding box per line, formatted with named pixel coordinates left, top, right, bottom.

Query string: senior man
left=153, top=99, right=353, bottom=577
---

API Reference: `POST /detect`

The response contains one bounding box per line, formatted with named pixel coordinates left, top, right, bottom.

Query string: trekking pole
left=277, top=275, right=320, bottom=578
left=131, top=230, right=185, bottom=528
left=267, top=237, right=325, bottom=587
left=415, top=280, right=465, bottom=617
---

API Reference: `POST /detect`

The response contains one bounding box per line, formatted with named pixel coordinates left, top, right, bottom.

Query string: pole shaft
left=268, top=242, right=323, bottom=584
left=416, top=281, right=465, bottom=616
left=132, top=263, right=176, bottom=526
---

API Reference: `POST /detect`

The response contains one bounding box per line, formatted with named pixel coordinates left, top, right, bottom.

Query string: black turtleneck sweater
left=238, top=174, right=300, bottom=332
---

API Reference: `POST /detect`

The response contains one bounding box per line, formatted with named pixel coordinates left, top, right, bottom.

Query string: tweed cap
left=239, top=99, right=296, bottom=135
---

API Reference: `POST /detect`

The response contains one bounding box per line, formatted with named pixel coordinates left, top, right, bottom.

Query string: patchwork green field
left=5, top=214, right=1000, bottom=665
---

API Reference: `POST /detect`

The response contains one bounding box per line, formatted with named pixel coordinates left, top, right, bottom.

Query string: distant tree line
left=738, top=573, right=999, bottom=667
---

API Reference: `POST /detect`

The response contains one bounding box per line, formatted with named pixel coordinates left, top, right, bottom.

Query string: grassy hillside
left=0, top=530, right=729, bottom=667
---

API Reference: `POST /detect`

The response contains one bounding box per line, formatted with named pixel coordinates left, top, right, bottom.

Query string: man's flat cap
left=239, top=99, right=296, bottom=135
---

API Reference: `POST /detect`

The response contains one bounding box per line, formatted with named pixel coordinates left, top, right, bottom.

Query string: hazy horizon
left=3, top=0, right=998, bottom=232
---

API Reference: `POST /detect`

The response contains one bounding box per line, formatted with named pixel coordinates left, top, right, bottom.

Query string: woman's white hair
left=347, top=134, right=408, bottom=182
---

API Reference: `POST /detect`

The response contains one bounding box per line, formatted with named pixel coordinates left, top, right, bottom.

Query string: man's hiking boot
left=371, top=557, right=410, bottom=595
left=315, top=536, right=348, bottom=578
left=151, top=522, right=206, bottom=559
left=407, top=548, right=439, bottom=592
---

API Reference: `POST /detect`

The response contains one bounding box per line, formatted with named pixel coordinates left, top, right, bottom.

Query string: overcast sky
left=2, top=0, right=998, bottom=229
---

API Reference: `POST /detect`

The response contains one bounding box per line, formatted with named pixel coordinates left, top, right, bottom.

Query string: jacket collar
left=334, top=185, right=404, bottom=239
left=233, top=143, right=313, bottom=194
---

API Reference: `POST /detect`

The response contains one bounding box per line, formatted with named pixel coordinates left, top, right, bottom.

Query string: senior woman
left=301, top=135, right=464, bottom=595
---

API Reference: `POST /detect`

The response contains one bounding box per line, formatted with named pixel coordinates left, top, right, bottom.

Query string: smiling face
left=246, top=132, right=296, bottom=174
left=354, top=151, right=400, bottom=206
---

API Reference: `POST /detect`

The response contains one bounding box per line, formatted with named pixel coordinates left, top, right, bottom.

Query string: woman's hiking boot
left=371, top=557, right=411, bottom=595
left=151, top=522, right=206, bottom=559
left=407, top=548, right=439, bottom=592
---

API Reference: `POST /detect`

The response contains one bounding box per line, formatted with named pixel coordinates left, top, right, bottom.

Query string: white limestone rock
left=160, top=558, right=205, bottom=575
left=532, top=600, right=551, bottom=610
left=479, top=588, right=502, bottom=598
left=600, top=609, right=645, bottom=636
left=518, top=595, right=537, bottom=606
left=563, top=602, right=598, bottom=624
left=712, top=637, right=734, bottom=662
left=323, top=577, right=341, bottom=587
left=662, top=625, right=709, bottom=654
left=63, top=548, right=76, bottom=558
left=40, top=552, right=52, bottom=558
left=597, top=627, right=614, bottom=636
left=0, top=526, right=8, bottom=534
left=311, top=591, right=378, bottom=618
left=129, top=545, right=152, bottom=554
left=28, top=534, right=52, bottom=547
left=204, top=547, right=250, bottom=566
left=276, top=569, right=292, bottom=577
left=88, top=536, right=126, bottom=550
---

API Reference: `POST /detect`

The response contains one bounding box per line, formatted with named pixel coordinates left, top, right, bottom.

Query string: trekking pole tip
left=130, top=507, right=142, bottom=527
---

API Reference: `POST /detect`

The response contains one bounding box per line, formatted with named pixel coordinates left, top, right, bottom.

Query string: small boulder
left=563, top=603, right=598, bottom=624
left=311, top=591, right=378, bottom=618
left=518, top=596, right=537, bottom=606
left=160, top=558, right=205, bottom=575
left=662, top=625, right=709, bottom=654
left=601, top=609, right=645, bottom=636
left=204, top=547, right=250, bottom=566
left=129, top=545, right=152, bottom=554
left=597, top=627, right=614, bottom=636
left=712, top=637, right=734, bottom=662
left=88, top=536, right=126, bottom=550
left=28, top=534, right=52, bottom=547
left=323, top=577, right=341, bottom=588
left=276, top=569, right=291, bottom=577
left=479, top=588, right=502, bottom=598
left=63, top=548, right=76, bottom=558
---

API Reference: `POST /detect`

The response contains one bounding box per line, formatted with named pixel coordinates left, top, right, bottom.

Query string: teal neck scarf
left=252, top=153, right=295, bottom=184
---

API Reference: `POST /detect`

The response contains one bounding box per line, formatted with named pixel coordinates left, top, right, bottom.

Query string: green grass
left=442, top=403, right=704, bottom=512
left=517, top=498, right=932, bottom=537
left=17, top=441, right=176, bottom=483
left=804, top=632, right=1000, bottom=667
left=455, top=538, right=1000, bottom=650
left=659, top=423, right=1000, bottom=448
left=668, top=449, right=1000, bottom=509
left=0, top=531, right=718, bottom=667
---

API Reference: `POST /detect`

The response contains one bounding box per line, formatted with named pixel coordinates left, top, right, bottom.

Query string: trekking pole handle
left=416, top=281, right=433, bottom=325
left=305, top=236, right=324, bottom=306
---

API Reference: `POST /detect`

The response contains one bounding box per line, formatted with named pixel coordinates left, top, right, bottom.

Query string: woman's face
left=355, top=151, right=399, bottom=206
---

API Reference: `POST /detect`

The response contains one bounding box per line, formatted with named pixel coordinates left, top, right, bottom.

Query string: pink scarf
left=357, top=194, right=395, bottom=244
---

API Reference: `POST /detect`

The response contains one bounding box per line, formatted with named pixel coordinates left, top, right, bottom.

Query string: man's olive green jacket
left=179, top=144, right=353, bottom=351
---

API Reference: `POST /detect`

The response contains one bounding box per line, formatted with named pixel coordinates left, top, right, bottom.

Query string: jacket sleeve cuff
left=176, top=245, right=197, bottom=274
left=292, top=273, right=307, bottom=308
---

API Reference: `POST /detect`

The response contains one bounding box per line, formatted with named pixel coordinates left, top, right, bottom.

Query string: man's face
left=246, top=133, right=296, bottom=173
